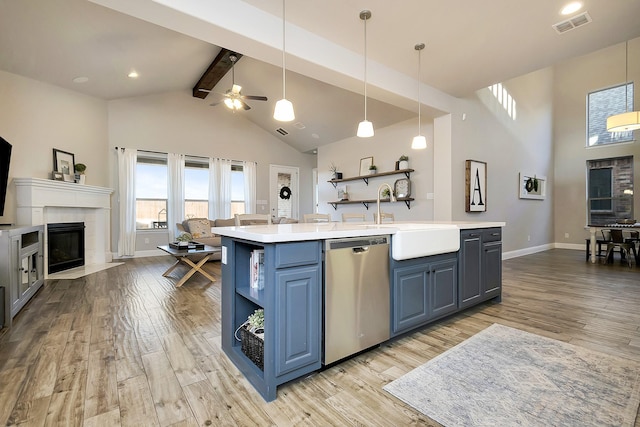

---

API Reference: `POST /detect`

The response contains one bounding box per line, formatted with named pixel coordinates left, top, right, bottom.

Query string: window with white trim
left=136, top=154, right=168, bottom=229
left=587, top=156, right=633, bottom=225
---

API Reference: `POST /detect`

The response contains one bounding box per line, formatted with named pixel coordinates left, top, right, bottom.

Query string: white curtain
left=167, top=153, right=185, bottom=239
left=243, top=161, right=257, bottom=214
left=209, top=157, right=232, bottom=219
left=117, top=148, right=137, bottom=257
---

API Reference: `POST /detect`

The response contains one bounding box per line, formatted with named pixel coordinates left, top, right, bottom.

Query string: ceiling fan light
left=274, top=98, right=295, bottom=121
left=411, top=135, right=427, bottom=150
left=224, top=98, right=235, bottom=109
left=606, top=111, right=640, bottom=132
left=357, top=120, right=374, bottom=138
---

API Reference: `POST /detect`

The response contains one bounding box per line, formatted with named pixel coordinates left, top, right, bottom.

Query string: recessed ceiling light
left=72, top=76, right=89, bottom=84
left=561, top=2, right=582, bottom=15
left=128, top=70, right=139, bottom=79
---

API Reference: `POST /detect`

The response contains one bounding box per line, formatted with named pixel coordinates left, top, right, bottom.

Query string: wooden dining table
left=586, top=223, right=640, bottom=264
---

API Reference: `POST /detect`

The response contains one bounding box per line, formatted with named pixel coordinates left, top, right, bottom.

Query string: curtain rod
left=114, top=147, right=253, bottom=164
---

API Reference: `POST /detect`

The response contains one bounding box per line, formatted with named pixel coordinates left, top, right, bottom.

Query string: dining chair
left=373, top=212, right=394, bottom=223
left=602, top=229, right=637, bottom=268
left=303, top=213, right=331, bottom=223
left=234, top=214, right=272, bottom=226
left=341, top=213, right=366, bottom=222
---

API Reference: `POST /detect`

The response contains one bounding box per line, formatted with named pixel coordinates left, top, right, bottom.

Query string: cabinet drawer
left=274, top=241, right=321, bottom=269
left=482, top=228, right=502, bottom=242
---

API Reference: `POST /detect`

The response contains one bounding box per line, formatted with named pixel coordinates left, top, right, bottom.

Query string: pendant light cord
left=281, top=0, right=286, bottom=100
left=417, top=47, right=421, bottom=135
left=363, top=13, right=368, bottom=120
left=624, top=40, right=629, bottom=112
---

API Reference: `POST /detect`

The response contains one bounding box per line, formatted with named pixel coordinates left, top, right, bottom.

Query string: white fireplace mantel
left=14, top=178, right=114, bottom=273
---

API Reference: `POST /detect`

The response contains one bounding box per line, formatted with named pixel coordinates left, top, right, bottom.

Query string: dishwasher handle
left=352, top=246, right=369, bottom=254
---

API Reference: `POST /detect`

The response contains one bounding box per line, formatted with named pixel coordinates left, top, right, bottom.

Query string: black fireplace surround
left=48, top=222, right=85, bottom=274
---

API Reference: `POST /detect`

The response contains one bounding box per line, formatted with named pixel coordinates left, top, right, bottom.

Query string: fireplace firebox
left=47, top=222, right=85, bottom=274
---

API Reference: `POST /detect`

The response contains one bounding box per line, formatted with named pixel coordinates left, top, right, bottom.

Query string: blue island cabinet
left=458, top=228, right=502, bottom=310
left=221, top=237, right=322, bottom=402
left=391, top=253, right=458, bottom=336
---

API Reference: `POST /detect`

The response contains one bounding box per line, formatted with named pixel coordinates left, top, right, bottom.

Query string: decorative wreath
left=279, top=186, right=292, bottom=200
left=525, top=177, right=539, bottom=193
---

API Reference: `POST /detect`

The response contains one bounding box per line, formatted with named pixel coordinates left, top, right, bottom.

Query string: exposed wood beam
left=192, top=48, right=243, bottom=99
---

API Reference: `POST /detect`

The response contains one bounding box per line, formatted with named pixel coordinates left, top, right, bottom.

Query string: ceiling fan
left=200, top=54, right=267, bottom=111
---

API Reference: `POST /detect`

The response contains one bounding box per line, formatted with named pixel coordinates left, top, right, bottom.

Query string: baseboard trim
left=503, top=244, right=554, bottom=260
left=112, top=249, right=167, bottom=259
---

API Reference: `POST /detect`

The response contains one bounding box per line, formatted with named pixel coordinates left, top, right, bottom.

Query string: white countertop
left=213, top=221, right=505, bottom=243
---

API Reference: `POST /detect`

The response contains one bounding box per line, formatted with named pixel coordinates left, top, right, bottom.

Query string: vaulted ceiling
left=2, top=0, right=640, bottom=153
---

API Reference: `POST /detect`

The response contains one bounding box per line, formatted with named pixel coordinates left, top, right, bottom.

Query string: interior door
left=270, top=165, right=299, bottom=220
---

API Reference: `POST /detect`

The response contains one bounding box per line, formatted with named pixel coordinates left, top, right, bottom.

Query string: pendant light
left=606, top=40, right=640, bottom=132
left=412, top=43, right=427, bottom=149
left=357, top=10, right=374, bottom=138
left=273, top=0, right=295, bottom=122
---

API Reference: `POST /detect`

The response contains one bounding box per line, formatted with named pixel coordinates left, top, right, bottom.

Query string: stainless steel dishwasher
left=324, top=235, right=390, bottom=365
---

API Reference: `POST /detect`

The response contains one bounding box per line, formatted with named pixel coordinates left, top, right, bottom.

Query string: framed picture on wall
left=359, top=157, right=373, bottom=176
left=519, top=172, right=546, bottom=200
left=53, top=148, right=75, bottom=176
left=465, top=159, right=487, bottom=212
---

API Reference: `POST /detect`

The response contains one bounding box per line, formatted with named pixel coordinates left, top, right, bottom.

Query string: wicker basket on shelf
left=240, top=325, right=264, bottom=371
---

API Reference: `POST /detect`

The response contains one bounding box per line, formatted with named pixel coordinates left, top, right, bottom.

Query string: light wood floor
left=1, top=249, right=639, bottom=426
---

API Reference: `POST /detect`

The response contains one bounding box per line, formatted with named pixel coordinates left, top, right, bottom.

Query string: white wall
left=317, top=118, right=434, bottom=222
left=451, top=67, right=555, bottom=253
left=0, top=71, right=316, bottom=254
left=554, top=38, right=640, bottom=245
left=107, top=90, right=317, bottom=251
left=0, top=70, right=109, bottom=225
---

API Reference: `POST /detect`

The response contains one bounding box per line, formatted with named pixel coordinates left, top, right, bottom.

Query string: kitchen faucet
left=376, top=183, right=396, bottom=224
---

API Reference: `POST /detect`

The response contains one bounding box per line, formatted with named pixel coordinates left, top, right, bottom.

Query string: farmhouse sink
left=360, top=223, right=460, bottom=260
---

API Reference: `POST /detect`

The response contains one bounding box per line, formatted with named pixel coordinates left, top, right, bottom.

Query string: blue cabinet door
left=275, top=265, right=320, bottom=377
left=483, top=241, right=502, bottom=300
left=459, top=231, right=482, bottom=309
left=430, top=259, right=458, bottom=319
left=392, top=263, right=429, bottom=334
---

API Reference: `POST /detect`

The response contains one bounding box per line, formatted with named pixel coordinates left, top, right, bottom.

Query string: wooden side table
left=157, top=245, right=220, bottom=287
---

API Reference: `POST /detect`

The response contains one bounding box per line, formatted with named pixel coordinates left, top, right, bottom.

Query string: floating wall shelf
left=328, top=168, right=414, bottom=187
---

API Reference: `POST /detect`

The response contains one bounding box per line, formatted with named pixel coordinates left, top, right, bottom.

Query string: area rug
left=383, top=323, right=640, bottom=426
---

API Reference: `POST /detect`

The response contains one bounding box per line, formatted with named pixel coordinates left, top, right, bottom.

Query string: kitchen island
left=215, top=221, right=505, bottom=401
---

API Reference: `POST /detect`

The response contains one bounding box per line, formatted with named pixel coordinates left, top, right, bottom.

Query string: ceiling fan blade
left=209, top=101, right=222, bottom=107
left=241, top=95, right=268, bottom=101
left=241, top=101, right=251, bottom=111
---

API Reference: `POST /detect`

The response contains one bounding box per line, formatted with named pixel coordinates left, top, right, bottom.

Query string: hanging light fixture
left=273, top=0, right=295, bottom=122
left=606, top=40, right=640, bottom=133
left=357, top=10, right=374, bottom=138
left=411, top=43, right=427, bottom=150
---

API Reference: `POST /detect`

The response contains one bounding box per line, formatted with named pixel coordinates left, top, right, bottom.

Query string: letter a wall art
left=465, top=160, right=487, bottom=212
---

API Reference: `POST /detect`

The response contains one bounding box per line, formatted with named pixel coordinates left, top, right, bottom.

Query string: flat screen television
left=0, top=136, right=12, bottom=217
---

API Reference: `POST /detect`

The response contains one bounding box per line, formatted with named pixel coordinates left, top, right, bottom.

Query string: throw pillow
left=187, top=219, right=212, bottom=239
